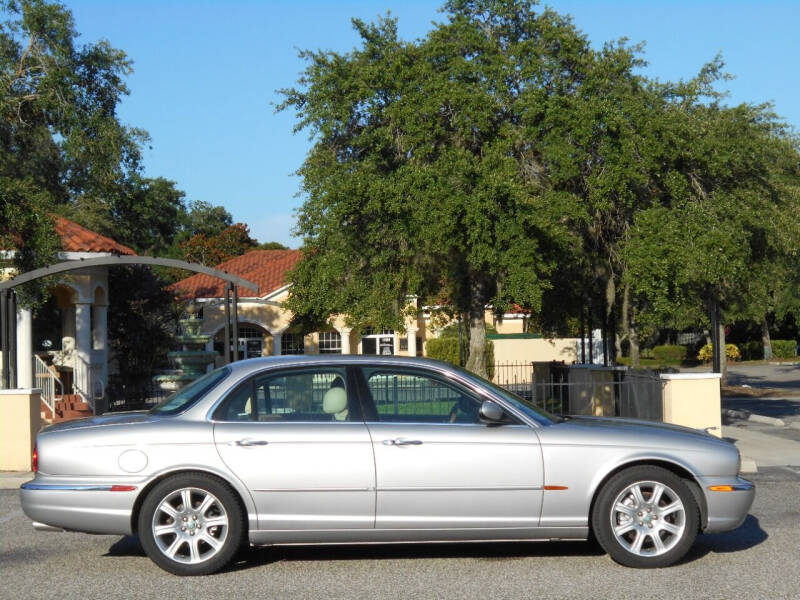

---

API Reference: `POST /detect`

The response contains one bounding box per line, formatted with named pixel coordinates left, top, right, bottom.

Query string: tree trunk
left=762, top=315, right=772, bottom=360
left=604, top=276, right=616, bottom=366
left=622, top=281, right=639, bottom=367
left=464, top=280, right=488, bottom=378
left=711, top=302, right=727, bottom=383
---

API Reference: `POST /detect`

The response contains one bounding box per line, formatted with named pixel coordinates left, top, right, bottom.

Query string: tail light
left=32, top=444, right=38, bottom=473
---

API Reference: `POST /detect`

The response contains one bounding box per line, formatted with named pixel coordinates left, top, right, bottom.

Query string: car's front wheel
left=591, top=466, right=699, bottom=568
left=138, top=473, right=244, bottom=576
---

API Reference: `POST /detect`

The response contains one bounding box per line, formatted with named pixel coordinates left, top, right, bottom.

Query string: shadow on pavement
left=683, top=515, right=767, bottom=563
left=723, top=398, right=800, bottom=420
left=224, top=540, right=606, bottom=572
left=105, top=517, right=765, bottom=571
left=105, top=535, right=145, bottom=557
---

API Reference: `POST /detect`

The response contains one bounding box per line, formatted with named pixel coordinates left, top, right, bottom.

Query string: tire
left=591, top=466, right=699, bottom=568
left=138, top=473, right=245, bottom=576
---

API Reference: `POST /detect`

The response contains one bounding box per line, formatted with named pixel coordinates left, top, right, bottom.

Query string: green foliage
left=107, top=266, right=180, bottom=387
left=652, top=345, right=687, bottom=362
left=425, top=337, right=461, bottom=366
left=0, top=0, right=141, bottom=297
left=425, top=335, right=494, bottom=377
left=771, top=339, right=797, bottom=359
left=738, top=341, right=763, bottom=361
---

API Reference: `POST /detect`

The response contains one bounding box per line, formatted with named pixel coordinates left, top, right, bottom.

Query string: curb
left=789, top=422, right=800, bottom=431
left=748, top=413, right=786, bottom=427
left=739, top=457, right=758, bottom=473
left=0, top=472, right=32, bottom=490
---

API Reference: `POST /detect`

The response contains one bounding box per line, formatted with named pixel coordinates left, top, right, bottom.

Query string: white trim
left=262, top=283, right=292, bottom=301
left=0, top=388, right=43, bottom=395
left=59, top=252, right=115, bottom=260
left=659, top=373, right=722, bottom=380
left=3, top=251, right=116, bottom=261
left=195, top=297, right=282, bottom=307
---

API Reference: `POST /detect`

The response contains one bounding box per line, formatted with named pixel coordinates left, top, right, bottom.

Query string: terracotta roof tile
left=55, top=217, right=136, bottom=255
left=170, top=250, right=302, bottom=298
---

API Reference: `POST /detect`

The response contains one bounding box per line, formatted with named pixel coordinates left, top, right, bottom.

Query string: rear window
left=149, top=367, right=230, bottom=416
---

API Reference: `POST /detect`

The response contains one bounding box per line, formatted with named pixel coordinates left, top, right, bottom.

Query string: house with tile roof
left=170, top=249, right=429, bottom=361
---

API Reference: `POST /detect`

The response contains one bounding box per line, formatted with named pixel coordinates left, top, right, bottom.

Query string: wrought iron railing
left=33, top=354, right=62, bottom=419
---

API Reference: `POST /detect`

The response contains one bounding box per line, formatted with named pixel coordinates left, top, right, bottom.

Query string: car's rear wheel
left=138, top=473, right=244, bottom=576
left=591, top=466, right=698, bottom=568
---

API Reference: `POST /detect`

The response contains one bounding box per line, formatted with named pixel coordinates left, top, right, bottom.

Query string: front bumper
left=20, top=476, right=138, bottom=535
left=699, top=476, right=755, bottom=533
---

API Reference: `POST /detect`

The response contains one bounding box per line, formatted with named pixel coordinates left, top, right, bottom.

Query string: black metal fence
left=105, top=374, right=167, bottom=412
left=493, top=362, right=664, bottom=421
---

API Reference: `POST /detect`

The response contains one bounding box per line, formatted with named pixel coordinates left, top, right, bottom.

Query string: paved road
left=687, top=362, right=800, bottom=390
left=2, top=469, right=799, bottom=600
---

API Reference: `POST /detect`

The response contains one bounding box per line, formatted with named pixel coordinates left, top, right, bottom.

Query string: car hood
left=40, top=411, right=157, bottom=434
left=538, top=414, right=730, bottom=451
left=563, top=415, right=718, bottom=439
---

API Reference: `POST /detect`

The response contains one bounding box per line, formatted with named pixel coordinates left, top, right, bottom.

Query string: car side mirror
left=479, top=400, right=506, bottom=425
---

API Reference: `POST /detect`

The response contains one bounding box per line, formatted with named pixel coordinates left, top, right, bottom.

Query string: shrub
left=771, top=339, right=797, bottom=359
left=698, top=344, right=713, bottom=362
left=739, top=340, right=762, bottom=361
left=698, top=343, right=741, bottom=362
left=425, top=337, right=460, bottom=365
left=652, top=345, right=687, bottom=363
left=726, top=343, right=741, bottom=361
left=425, top=336, right=494, bottom=377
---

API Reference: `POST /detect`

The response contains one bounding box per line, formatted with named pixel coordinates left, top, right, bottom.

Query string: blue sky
left=65, top=1, right=800, bottom=248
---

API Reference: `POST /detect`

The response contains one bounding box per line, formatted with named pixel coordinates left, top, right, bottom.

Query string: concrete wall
left=491, top=337, right=578, bottom=364
left=0, top=389, right=41, bottom=471
left=661, top=373, right=723, bottom=437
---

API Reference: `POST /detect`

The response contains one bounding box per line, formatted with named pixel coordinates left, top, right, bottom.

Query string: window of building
left=282, top=333, right=305, bottom=355
left=318, top=331, right=342, bottom=354
left=360, top=328, right=394, bottom=355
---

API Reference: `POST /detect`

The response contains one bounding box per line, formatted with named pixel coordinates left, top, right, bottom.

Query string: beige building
left=171, top=251, right=579, bottom=373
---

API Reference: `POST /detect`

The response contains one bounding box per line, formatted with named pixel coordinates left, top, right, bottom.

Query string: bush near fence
left=771, top=339, right=797, bottom=359
left=652, top=345, right=687, bottom=362
left=426, top=337, right=494, bottom=378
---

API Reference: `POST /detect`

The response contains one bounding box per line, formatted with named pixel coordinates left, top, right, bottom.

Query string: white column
left=16, top=307, right=33, bottom=388
left=92, top=304, right=107, bottom=350
left=273, top=333, right=282, bottom=356
left=92, top=304, right=108, bottom=391
left=407, top=328, right=418, bottom=357
left=75, top=303, right=92, bottom=360
left=340, top=328, right=352, bottom=355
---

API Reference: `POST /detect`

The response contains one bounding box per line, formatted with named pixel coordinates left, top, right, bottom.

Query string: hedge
left=425, top=337, right=494, bottom=378
left=652, top=345, right=687, bottom=362
left=771, top=339, right=797, bottom=359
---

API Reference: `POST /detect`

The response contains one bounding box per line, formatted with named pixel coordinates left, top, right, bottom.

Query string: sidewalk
left=0, top=471, right=32, bottom=490
left=722, top=425, right=800, bottom=470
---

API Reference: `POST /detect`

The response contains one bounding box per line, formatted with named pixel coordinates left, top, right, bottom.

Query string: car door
left=213, top=365, right=375, bottom=530
left=356, top=366, right=544, bottom=532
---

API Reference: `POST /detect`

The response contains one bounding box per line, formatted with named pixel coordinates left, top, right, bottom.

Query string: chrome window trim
left=203, top=357, right=543, bottom=429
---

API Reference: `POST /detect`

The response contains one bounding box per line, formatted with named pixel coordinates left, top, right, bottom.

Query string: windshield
left=454, top=367, right=558, bottom=425
left=150, top=367, right=230, bottom=416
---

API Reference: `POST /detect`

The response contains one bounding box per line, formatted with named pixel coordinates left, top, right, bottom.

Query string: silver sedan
left=20, top=356, right=754, bottom=575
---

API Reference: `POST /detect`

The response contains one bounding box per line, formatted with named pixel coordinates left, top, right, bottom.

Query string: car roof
left=224, top=354, right=455, bottom=378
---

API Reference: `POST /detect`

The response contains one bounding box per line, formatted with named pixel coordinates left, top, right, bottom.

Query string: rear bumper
left=20, top=478, right=137, bottom=535
left=699, top=476, right=755, bottom=533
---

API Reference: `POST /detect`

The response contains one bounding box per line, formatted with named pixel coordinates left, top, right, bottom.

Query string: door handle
left=232, top=439, right=268, bottom=447
left=383, top=438, right=423, bottom=446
